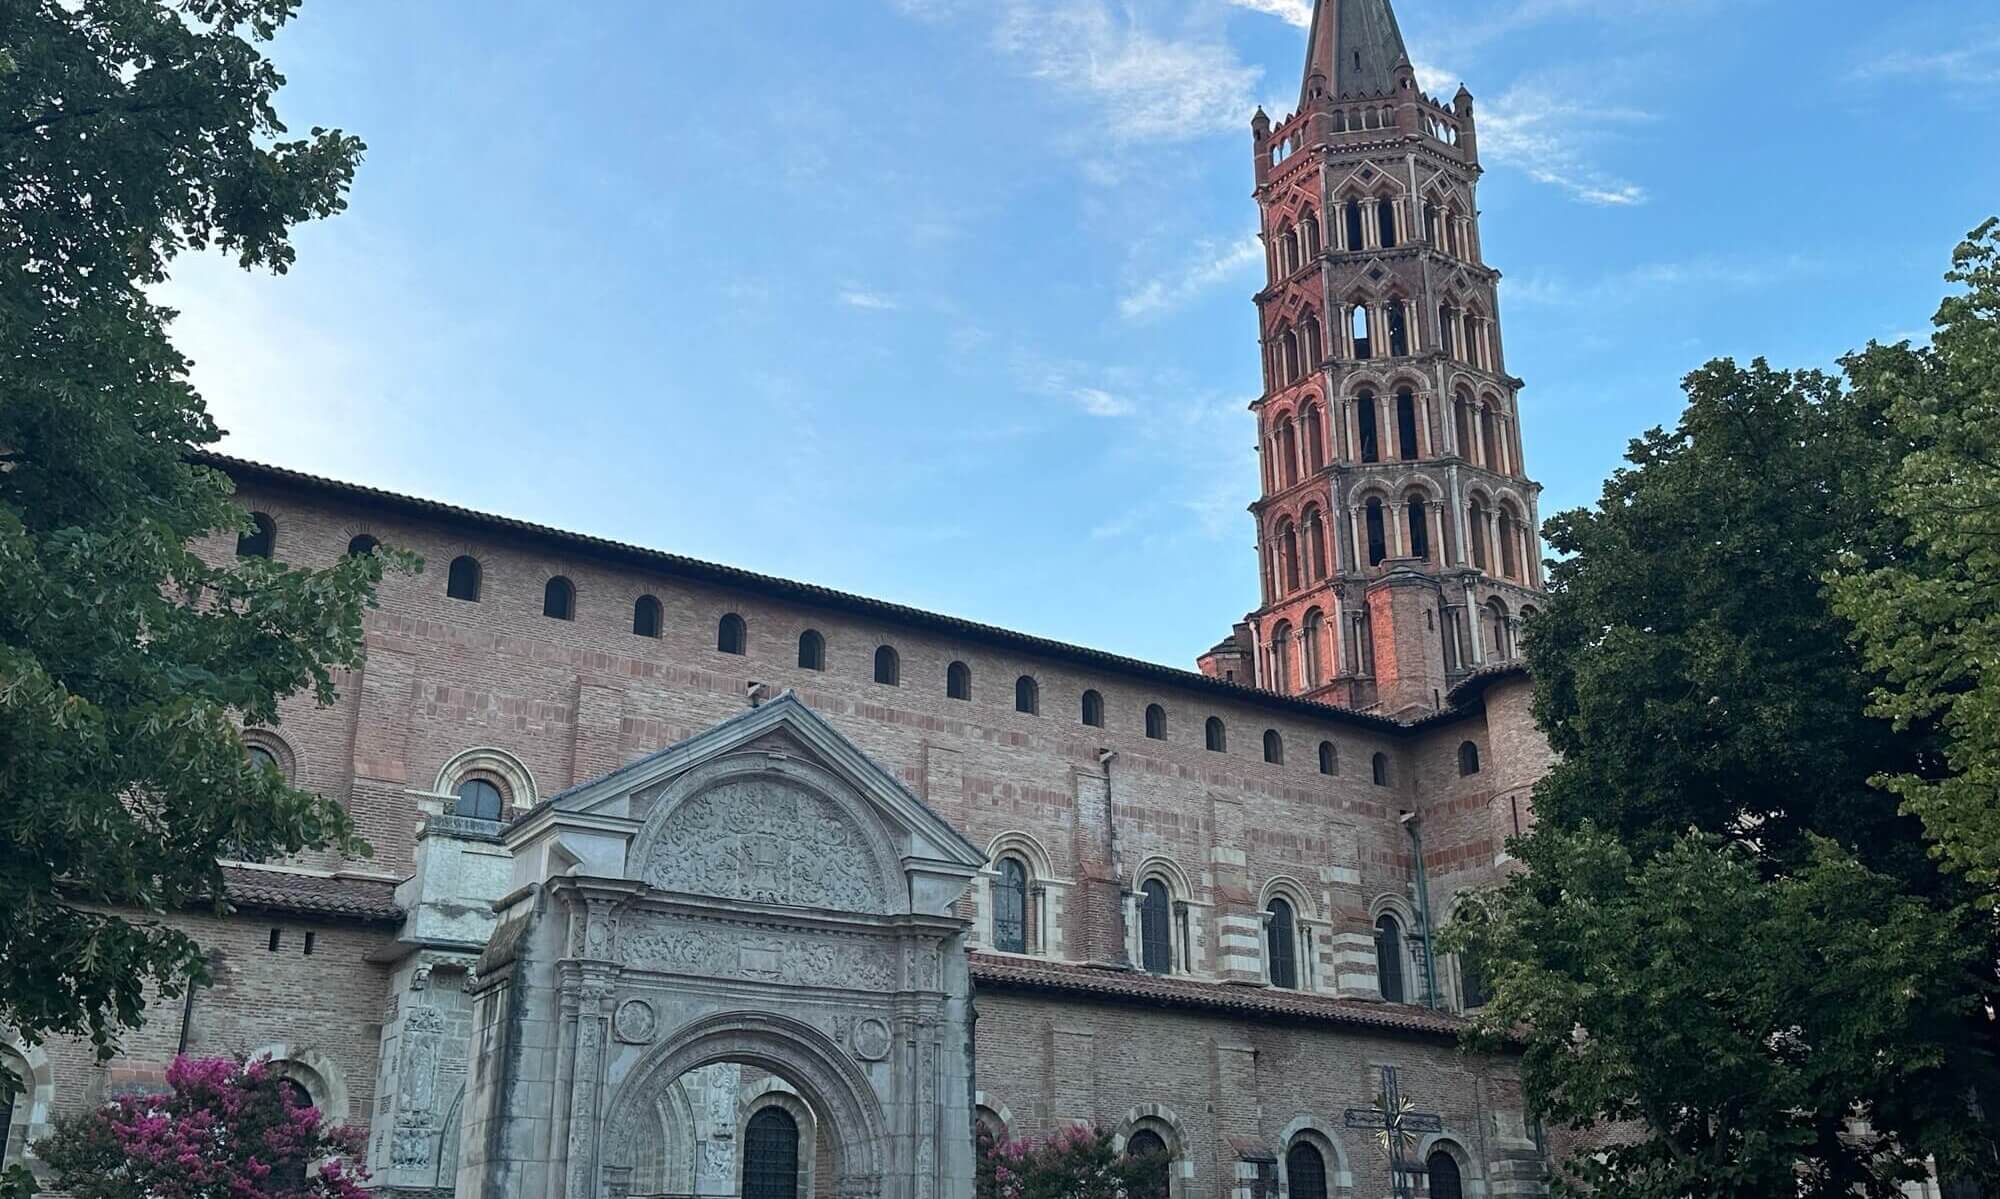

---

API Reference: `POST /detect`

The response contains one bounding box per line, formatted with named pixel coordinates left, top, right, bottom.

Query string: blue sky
left=168, top=0, right=2000, bottom=668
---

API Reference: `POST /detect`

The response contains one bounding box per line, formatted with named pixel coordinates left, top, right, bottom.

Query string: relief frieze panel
left=621, top=921, right=897, bottom=993
left=639, top=777, right=887, bottom=914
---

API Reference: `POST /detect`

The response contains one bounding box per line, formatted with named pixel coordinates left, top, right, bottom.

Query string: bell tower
left=1197, top=0, right=1544, bottom=717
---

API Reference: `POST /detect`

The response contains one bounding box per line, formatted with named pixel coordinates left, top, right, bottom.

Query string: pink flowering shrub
left=35, top=1056, right=368, bottom=1199
left=976, top=1123, right=1170, bottom=1199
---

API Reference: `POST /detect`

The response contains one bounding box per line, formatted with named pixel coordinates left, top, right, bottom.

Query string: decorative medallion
left=852, top=1017, right=892, bottom=1062
left=613, top=998, right=658, bottom=1044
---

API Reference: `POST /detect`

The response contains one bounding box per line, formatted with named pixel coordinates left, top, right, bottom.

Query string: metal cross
left=1343, top=1066, right=1444, bottom=1199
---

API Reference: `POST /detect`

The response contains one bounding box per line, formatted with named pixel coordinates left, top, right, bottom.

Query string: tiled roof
left=1444, top=663, right=1529, bottom=708
left=968, top=953, right=1466, bottom=1039
left=221, top=867, right=403, bottom=923
left=196, top=452, right=1448, bottom=736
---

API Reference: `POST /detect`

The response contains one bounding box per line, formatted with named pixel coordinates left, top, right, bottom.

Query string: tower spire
left=1300, top=0, right=1413, bottom=108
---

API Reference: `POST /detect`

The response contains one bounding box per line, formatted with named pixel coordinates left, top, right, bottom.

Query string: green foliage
left=0, top=0, right=403, bottom=1065
left=977, top=1124, right=1171, bottom=1199
left=1447, top=349, right=2000, bottom=1197
left=1833, top=220, right=2000, bottom=903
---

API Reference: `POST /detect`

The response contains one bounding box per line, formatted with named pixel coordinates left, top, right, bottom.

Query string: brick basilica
left=2, top=1, right=1560, bottom=1197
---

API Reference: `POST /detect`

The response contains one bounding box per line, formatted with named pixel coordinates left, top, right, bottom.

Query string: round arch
left=1275, top=1115, right=1355, bottom=1196
left=739, top=1077, right=819, bottom=1199
left=1132, top=855, right=1194, bottom=900
left=0, top=1029, right=53, bottom=1170
left=433, top=746, right=538, bottom=810
left=984, top=829, right=1058, bottom=882
left=602, top=1011, right=889, bottom=1192
left=240, top=727, right=298, bottom=783
left=1259, top=874, right=1319, bottom=922
left=1414, top=1133, right=1484, bottom=1197
left=246, top=1042, right=352, bottom=1122
left=972, top=1091, right=1015, bottom=1141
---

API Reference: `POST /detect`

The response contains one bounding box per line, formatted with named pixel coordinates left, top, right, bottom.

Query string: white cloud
left=1225, top=0, right=1312, bottom=29
left=1070, top=386, right=1138, bottom=417
left=1507, top=252, right=1831, bottom=308
left=1477, top=82, right=1652, bottom=206
left=990, top=2, right=1263, bottom=144
left=1120, top=233, right=1262, bottom=320
left=1851, top=34, right=2000, bottom=89
left=839, top=288, right=900, bottom=311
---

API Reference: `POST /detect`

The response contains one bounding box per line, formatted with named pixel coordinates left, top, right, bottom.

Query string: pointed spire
left=1299, top=0, right=1414, bottom=108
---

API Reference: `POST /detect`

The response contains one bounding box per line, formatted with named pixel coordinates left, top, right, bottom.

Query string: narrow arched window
left=1455, top=391, right=1475, bottom=458
left=1266, top=897, right=1299, bottom=989
left=1365, top=499, right=1388, bottom=567
left=1426, top=1152, right=1464, bottom=1199
left=1377, top=198, right=1398, bottom=247
left=717, top=613, right=746, bottom=655
left=1375, top=913, right=1406, bottom=1001
left=1015, top=675, right=1039, bottom=715
left=446, top=556, right=482, bottom=602
left=632, top=595, right=663, bottom=638
left=1459, top=740, right=1481, bottom=776
left=1305, top=510, right=1328, bottom=581
left=1351, top=303, right=1373, bottom=361
left=1280, top=419, right=1300, bottom=487
left=947, top=660, right=972, bottom=701
left=1124, top=1130, right=1171, bottom=1199
left=454, top=778, right=504, bottom=822
left=1407, top=496, right=1430, bottom=561
left=1263, top=729, right=1284, bottom=765
left=1500, top=509, right=1522, bottom=579
left=1371, top=752, right=1389, bottom=787
left=1318, top=740, right=1337, bottom=776
left=1303, top=405, right=1325, bottom=472
left=1358, top=391, right=1380, bottom=463
left=1281, top=521, right=1302, bottom=592
left=1396, top=388, right=1419, bottom=460
left=874, top=645, right=900, bottom=686
left=1205, top=717, right=1227, bottom=753
left=1439, top=304, right=1456, bottom=356
left=543, top=576, right=575, bottom=620
left=1145, top=704, right=1166, bottom=740
left=1468, top=499, right=1490, bottom=571
left=1387, top=299, right=1410, bottom=357
left=1483, top=404, right=1503, bottom=473
left=1270, top=623, right=1292, bottom=695
left=1081, top=688, right=1104, bottom=727
left=1287, top=1142, right=1328, bottom=1199
left=743, top=1107, right=801, bottom=1199
left=346, top=534, right=379, bottom=557
left=993, top=857, right=1028, bottom=953
left=1302, top=609, right=1324, bottom=687
left=1344, top=198, right=1365, bottom=251
left=1139, top=878, right=1172, bottom=974
left=798, top=630, right=826, bottom=671
left=237, top=512, right=276, bottom=559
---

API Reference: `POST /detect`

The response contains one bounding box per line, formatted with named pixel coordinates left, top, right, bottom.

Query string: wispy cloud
left=1226, top=0, right=1312, bottom=29
left=1508, top=252, right=1832, bottom=308
left=1120, top=233, right=1262, bottom=320
left=988, top=2, right=1263, bottom=144
left=1069, top=385, right=1138, bottom=417
left=1850, top=33, right=2000, bottom=90
left=839, top=288, right=900, bottom=311
left=1477, top=81, right=1652, bottom=205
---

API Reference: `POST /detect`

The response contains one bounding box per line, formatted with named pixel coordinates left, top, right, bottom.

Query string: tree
left=1447, top=355, right=2000, bottom=1197
left=35, top=1055, right=368, bottom=1199
left=1834, top=220, right=2000, bottom=905
left=0, top=0, right=400, bottom=1069
left=977, top=1124, right=1172, bottom=1199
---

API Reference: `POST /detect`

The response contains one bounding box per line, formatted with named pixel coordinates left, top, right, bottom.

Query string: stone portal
left=457, top=695, right=984, bottom=1199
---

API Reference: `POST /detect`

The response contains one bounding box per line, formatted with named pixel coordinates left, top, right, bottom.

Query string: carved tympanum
left=641, top=777, right=887, bottom=913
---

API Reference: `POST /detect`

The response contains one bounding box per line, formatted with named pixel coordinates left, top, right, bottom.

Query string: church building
left=2, top=2, right=1562, bottom=1197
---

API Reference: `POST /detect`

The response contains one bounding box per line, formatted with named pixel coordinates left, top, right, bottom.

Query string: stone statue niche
left=456, top=694, right=986, bottom=1199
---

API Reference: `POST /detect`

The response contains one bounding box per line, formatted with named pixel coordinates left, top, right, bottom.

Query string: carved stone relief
left=623, top=925, right=896, bottom=992
left=389, top=1005, right=445, bottom=1168
left=614, top=999, right=658, bottom=1045
left=852, top=1018, right=891, bottom=1063
left=641, top=778, right=886, bottom=913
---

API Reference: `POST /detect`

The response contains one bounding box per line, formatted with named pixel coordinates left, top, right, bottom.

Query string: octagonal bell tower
left=1199, top=0, right=1544, bottom=717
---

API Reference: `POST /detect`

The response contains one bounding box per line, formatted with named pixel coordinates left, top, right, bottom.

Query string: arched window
left=1426, top=1151, right=1464, bottom=1199
left=1407, top=496, right=1430, bottom=561
left=1377, top=198, right=1398, bottom=248
left=1482, top=404, right=1503, bottom=474
left=1454, top=391, right=1475, bottom=459
left=1081, top=689, right=1105, bottom=728
left=1396, top=388, right=1419, bottom=460
left=1280, top=227, right=1300, bottom=275
left=1351, top=304, right=1372, bottom=361
left=717, top=613, right=747, bottom=655
left=744, top=1107, right=801, bottom=1199
left=1387, top=299, right=1410, bottom=357
left=874, top=645, right=900, bottom=686
left=1280, top=328, right=1301, bottom=385
left=1263, top=729, right=1284, bottom=765
left=1365, top=498, right=1388, bottom=567
left=1124, top=1130, right=1171, bottom=1199
left=346, top=534, right=379, bottom=557
left=1145, top=704, right=1166, bottom=740
left=1302, top=609, right=1324, bottom=687
left=447, top=555, right=482, bottom=602
left=1458, top=741, right=1481, bottom=775
left=236, top=512, right=276, bottom=559
left=1304, top=508, right=1328, bottom=580
left=1465, top=312, right=1482, bottom=368
left=1139, top=878, right=1172, bottom=974
left=632, top=595, right=663, bottom=638
left=542, top=576, right=575, bottom=621
left=454, top=777, right=504, bottom=821
left=1266, top=897, right=1299, bottom=989
left=1357, top=391, right=1380, bottom=463
left=1300, top=209, right=1320, bottom=256
left=1344, top=198, right=1365, bottom=251
left=247, top=744, right=279, bottom=774
left=1499, top=507, right=1522, bottom=579
left=1015, top=676, right=1039, bottom=715
left=992, top=857, right=1029, bottom=953
left=1269, top=623, right=1292, bottom=695
left=947, top=661, right=972, bottom=701
left=1280, top=419, right=1300, bottom=487
left=1317, top=741, right=1338, bottom=776
left=797, top=630, right=826, bottom=671
left=1438, top=304, right=1456, bottom=356
left=1286, top=1142, right=1328, bottom=1199
left=1375, top=914, right=1406, bottom=1002
left=1205, top=717, right=1227, bottom=753
left=1301, top=314, right=1322, bottom=370
left=1371, top=752, right=1389, bottom=787
left=1468, top=498, right=1490, bottom=571
left=1302, top=405, right=1325, bottom=473
left=1485, top=598, right=1512, bottom=660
